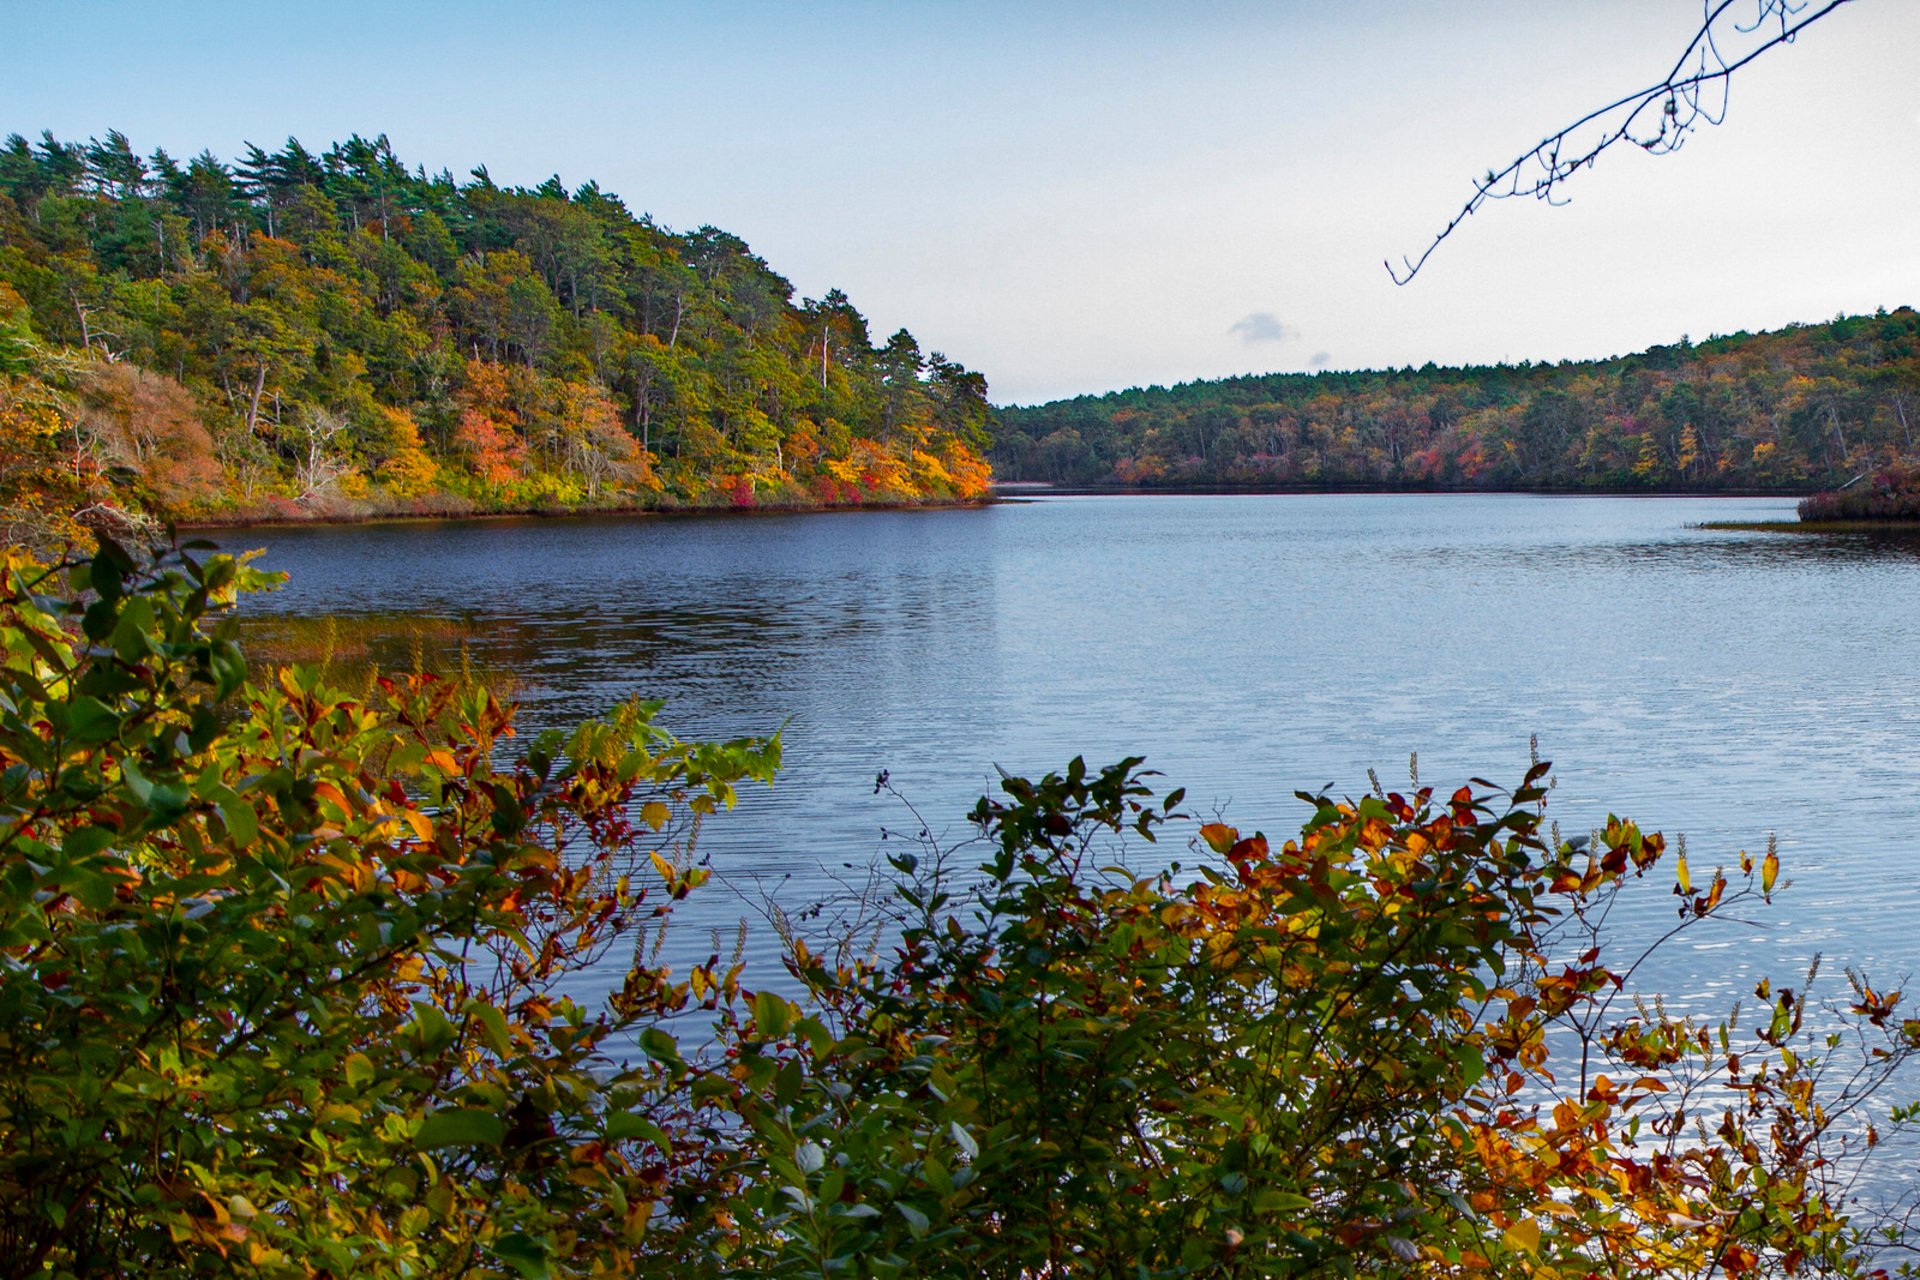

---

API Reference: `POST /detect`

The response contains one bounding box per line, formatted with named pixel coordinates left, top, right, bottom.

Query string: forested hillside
left=998, top=310, right=1920, bottom=492
left=0, top=129, right=992, bottom=542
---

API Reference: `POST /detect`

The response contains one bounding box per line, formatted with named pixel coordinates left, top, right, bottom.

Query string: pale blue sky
left=8, top=1, right=1917, bottom=403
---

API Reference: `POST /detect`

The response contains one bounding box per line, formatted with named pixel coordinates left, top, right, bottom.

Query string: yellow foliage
left=379, top=445, right=439, bottom=498
left=849, top=438, right=911, bottom=498
left=909, top=448, right=953, bottom=490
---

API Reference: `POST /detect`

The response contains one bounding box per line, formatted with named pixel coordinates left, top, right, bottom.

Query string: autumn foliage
left=1, top=543, right=1915, bottom=1276
left=0, top=129, right=993, bottom=536
left=998, top=310, right=1920, bottom=494
left=1797, top=464, right=1920, bottom=522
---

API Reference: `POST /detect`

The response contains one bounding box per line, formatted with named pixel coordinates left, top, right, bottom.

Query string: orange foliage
left=75, top=362, right=219, bottom=510
left=452, top=408, right=524, bottom=489
left=452, top=361, right=527, bottom=489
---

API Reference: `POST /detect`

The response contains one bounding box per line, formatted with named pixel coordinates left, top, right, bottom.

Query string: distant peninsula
left=996, top=309, right=1920, bottom=496
left=0, top=130, right=992, bottom=546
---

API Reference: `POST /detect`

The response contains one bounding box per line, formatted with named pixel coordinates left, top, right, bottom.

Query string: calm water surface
left=223, top=494, right=1920, bottom=1014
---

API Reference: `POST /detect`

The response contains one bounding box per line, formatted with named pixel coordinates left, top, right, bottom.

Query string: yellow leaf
left=1199, top=823, right=1238, bottom=855
left=640, top=801, right=671, bottom=831
left=1762, top=848, right=1779, bottom=895
left=1675, top=852, right=1691, bottom=897
left=1503, top=1217, right=1540, bottom=1255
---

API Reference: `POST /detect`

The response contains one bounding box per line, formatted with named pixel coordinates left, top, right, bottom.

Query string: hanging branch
left=1387, top=0, right=1860, bottom=284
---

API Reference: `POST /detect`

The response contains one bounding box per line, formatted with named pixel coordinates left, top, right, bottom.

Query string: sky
left=6, top=0, right=1918, bottom=405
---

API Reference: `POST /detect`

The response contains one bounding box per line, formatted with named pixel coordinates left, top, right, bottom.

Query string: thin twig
left=1388, top=0, right=1860, bottom=284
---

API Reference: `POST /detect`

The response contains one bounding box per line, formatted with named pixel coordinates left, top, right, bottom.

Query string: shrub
left=762, top=761, right=1907, bottom=1277
left=1798, top=466, right=1920, bottom=521
left=0, top=540, right=779, bottom=1275
left=0, top=541, right=1913, bottom=1277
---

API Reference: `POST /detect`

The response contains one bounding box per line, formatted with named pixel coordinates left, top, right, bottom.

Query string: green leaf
left=465, top=999, right=513, bottom=1057
left=63, top=696, right=121, bottom=746
left=490, top=1232, right=551, bottom=1280
left=415, top=1109, right=505, bottom=1149
left=774, top=1057, right=804, bottom=1108
left=218, top=797, right=258, bottom=846
left=753, top=989, right=794, bottom=1038
left=57, top=866, right=117, bottom=912
left=605, top=1112, right=669, bottom=1149
left=81, top=598, right=118, bottom=642
left=89, top=549, right=125, bottom=604
left=119, top=757, right=153, bottom=805
left=894, top=1201, right=930, bottom=1239
left=1253, top=1189, right=1312, bottom=1213
left=208, top=639, right=247, bottom=699
left=639, top=1027, right=682, bottom=1067
left=61, top=825, right=116, bottom=860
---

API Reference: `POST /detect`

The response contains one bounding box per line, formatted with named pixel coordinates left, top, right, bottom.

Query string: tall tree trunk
left=246, top=363, right=269, bottom=437
left=71, top=292, right=92, bottom=352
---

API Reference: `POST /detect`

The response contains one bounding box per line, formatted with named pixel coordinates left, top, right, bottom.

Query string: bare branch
left=1387, top=0, right=1860, bottom=284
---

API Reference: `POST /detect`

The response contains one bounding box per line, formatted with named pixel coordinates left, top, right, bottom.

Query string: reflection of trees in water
left=1793, top=529, right=1920, bottom=564
left=1677, top=529, right=1920, bottom=569
left=1380, top=528, right=1920, bottom=578
left=239, top=557, right=992, bottom=746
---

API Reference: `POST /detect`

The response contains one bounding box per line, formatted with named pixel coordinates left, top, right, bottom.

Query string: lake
left=222, top=493, right=1920, bottom=1017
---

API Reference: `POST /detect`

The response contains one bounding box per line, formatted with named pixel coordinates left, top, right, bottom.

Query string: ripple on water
left=227, top=494, right=1920, bottom=1064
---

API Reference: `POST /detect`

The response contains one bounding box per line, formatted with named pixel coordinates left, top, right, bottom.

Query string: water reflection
left=220, top=495, right=1920, bottom=1030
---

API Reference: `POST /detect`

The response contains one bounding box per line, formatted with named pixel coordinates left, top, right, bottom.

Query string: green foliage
left=999, top=309, right=1920, bottom=493
left=758, top=761, right=1903, bottom=1277
left=2, top=546, right=1916, bottom=1276
left=0, top=128, right=994, bottom=528
left=0, top=541, right=780, bottom=1275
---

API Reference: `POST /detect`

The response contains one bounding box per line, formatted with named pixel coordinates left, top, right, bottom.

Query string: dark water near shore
left=221, top=493, right=1920, bottom=1019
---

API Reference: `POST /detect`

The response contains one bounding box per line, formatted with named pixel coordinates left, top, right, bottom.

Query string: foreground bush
left=1, top=541, right=1916, bottom=1276
left=0, top=541, right=781, bottom=1275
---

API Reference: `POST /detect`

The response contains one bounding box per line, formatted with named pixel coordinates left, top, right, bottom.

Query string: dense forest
left=997, top=309, right=1920, bottom=493
left=0, top=129, right=993, bottom=543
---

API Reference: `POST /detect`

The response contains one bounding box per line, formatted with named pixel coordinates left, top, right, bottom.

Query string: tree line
left=997, top=310, right=1920, bottom=493
left=0, top=128, right=993, bottom=539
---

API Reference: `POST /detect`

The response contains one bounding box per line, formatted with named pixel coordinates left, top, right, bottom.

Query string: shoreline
left=1697, top=518, right=1920, bottom=533
left=163, top=484, right=1858, bottom=535
left=992, top=481, right=1819, bottom=499
left=177, top=493, right=1002, bottom=533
